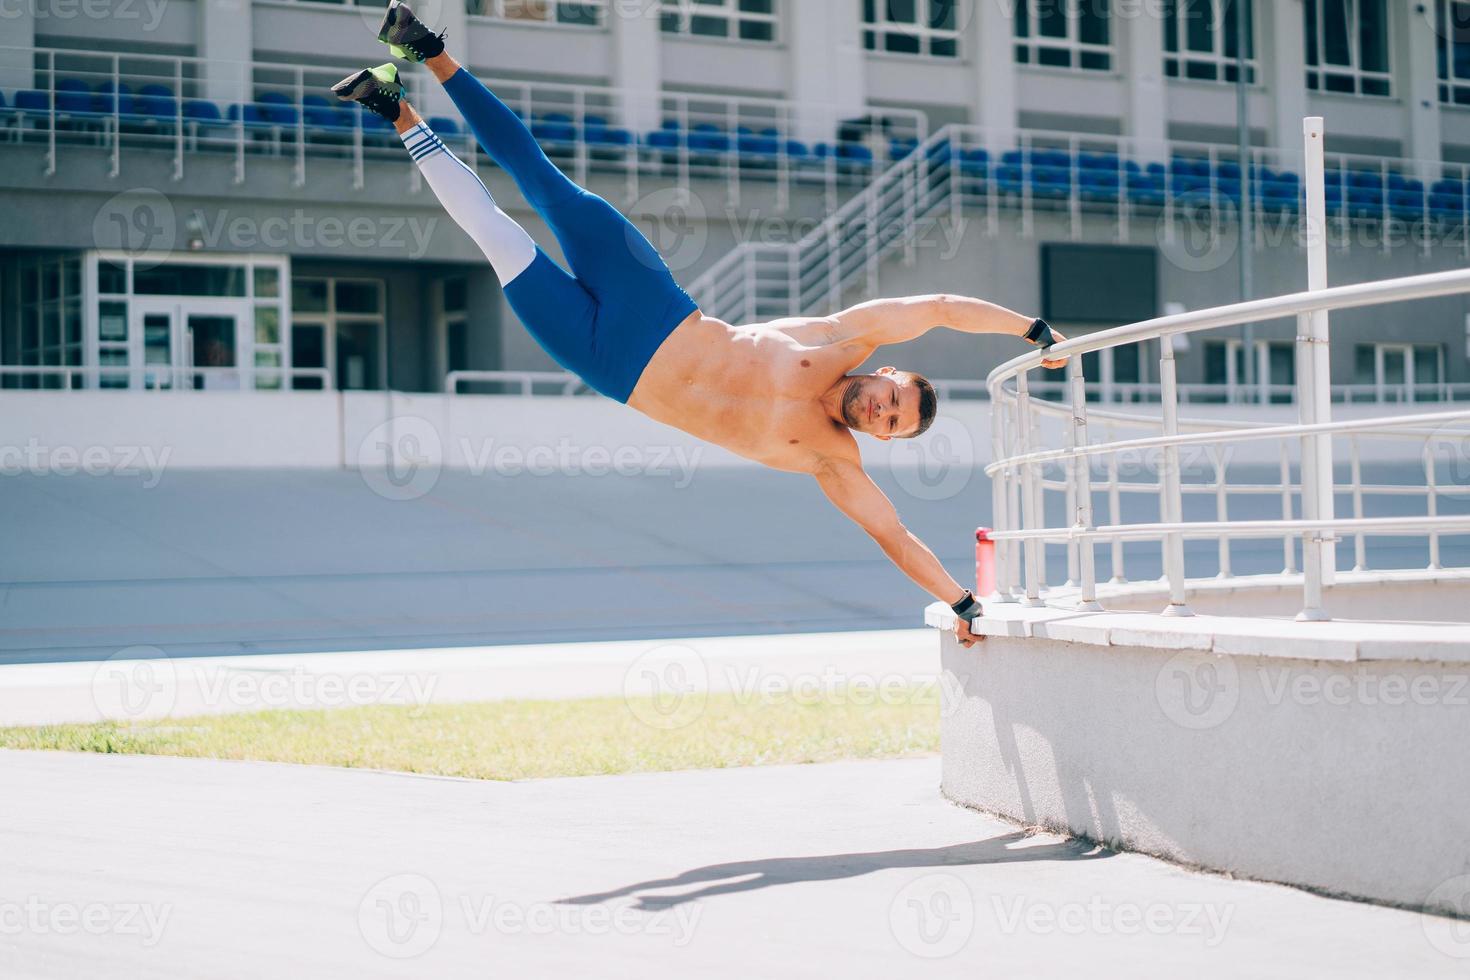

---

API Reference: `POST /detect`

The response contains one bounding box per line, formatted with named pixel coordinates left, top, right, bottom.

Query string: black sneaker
left=377, top=0, right=446, bottom=63
left=331, top=63, right=404, bottom=123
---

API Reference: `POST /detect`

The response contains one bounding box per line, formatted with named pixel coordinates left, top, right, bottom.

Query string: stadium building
left=2, top=0, right=1470, bottom=405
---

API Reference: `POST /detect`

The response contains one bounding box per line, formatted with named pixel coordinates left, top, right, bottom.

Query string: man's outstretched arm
left=813, top=455, right=983, bottom=647
left=823, top=294, right=1069, bottom=369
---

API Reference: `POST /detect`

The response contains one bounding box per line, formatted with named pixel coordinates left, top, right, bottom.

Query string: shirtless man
left=335, top=3, right=1068, bottom=648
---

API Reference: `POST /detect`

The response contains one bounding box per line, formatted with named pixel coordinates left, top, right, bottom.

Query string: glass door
left=130, top=300, right=181, bottom=390
left=188, top=312, right=242, bottom=391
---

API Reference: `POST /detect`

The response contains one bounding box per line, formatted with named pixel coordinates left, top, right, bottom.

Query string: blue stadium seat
left=183, top=99, right=230, bottom=135
left=55, top=79, right=102, bottom=120
left=688, top=123, right=732, bottom=155
left=133, top=84, right=178, bottom=123
left=228, top=102, right=278, bottom=131
left=95, top=80, right=135, bottom=117
left=1079, top=167, right=1120, bottom=202
left=1078, top=152, right=1120, bottom=173
left=531, top=112, right=577, bottom=146
left=427, top=115, right=462, bottom=138
left=1389, top=179, right=1425, bottom=219
left=303, top=95, right=355, bottom=136
left=15, top=90, right=49, bottom=116
left=889, top=137, right=918, bottom=161
left=997, top=150, right=1024, bottom=193
left=584, top=115, right=633, bottom=160
left=1125, top=161, right=1166, bottom=205
left=1430, top=191, right=1465, bottom=219
left=736, top=125, right=781, bottom=163
left=1346, top=185, right=1383, bottom=217
left=959, top=147, right=989, bottom=178
left=257, top=92, right=298, bottom=127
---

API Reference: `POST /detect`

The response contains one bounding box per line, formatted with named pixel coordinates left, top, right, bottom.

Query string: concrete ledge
left=930, top=597, right=1470, bottom=915
left=928, top=568, right=1470, bottom=666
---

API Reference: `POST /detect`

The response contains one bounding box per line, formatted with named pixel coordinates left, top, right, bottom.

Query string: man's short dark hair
left=904, top=373, right=938, bottom=439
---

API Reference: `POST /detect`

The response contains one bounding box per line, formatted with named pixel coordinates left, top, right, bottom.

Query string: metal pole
left=1068, top=358, right=1102, bottom=611
left=1304, top=117, right=1338, bottom=585
left=1298, top=116, right=1333, bottom=620
left=1159, top=336, right=1193, bottom=616
left=990, top=382, right=1017, bottom=602
left=1016, top=372, right=1045, bottom=606
left=1235, top=0, right=1255, bottom=396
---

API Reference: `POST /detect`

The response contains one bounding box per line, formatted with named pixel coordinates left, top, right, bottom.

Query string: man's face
left=841, top=367, right=922, bottom=440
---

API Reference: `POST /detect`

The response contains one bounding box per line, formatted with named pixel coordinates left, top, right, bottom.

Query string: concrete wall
left=935, top=614, right=1470, bottom=916
left=3, top=389, right=1455, bottom=472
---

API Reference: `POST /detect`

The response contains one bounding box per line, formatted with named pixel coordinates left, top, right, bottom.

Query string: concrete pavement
left=0, top=752, right=1462, bottom=978
left=0, top=628, right=934, bottom=726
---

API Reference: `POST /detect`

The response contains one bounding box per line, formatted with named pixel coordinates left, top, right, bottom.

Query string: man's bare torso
left=627, top=310, right=863, bottom=473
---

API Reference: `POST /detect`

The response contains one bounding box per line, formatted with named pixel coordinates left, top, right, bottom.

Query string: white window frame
left=1436, top=0, right=1470, bottom=105
left=1305, top=0, right=1392, bottom=98
left=1364, top=343, right=1446, bottom=402
left=1206, top=339, right=1295, bottom=404
left=863, top=0, right=965, bottom=60
left=1014, top=0, right=1114, bottom=74
left=1163, top=0, right=1257, bottom=85
left=660, top=0, right=780, bottom=43
left=434, top=276, right=472, bottom=388
left=465, top=0, right=607, bottom=29
left=292, top=276, right=387, bottom=392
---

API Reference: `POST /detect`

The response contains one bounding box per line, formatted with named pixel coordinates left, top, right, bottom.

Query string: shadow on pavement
left=557, top=830, right=1115, bottom=909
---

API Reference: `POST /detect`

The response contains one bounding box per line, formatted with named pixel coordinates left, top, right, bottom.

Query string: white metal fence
left=983, top=119, right=1470, bottom=623
left=687, top=121, right=1470, bottom=326
left=1, top=45, right=922, bottom=207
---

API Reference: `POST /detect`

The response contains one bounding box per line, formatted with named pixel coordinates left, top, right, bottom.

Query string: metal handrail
left=446, top=371, right=591, bottom=396
left=2, top=44, right=922, bottom=201
left=0, top=364, right=332, bottom=390
left=983, top=118, right=1470, bottom=624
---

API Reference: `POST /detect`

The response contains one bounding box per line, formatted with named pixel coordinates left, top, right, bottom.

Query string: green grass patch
left=0, top=688, right=939, bottom=781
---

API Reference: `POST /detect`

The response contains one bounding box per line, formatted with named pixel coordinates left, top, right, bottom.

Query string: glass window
left=335, top=280, right=382, bottom=315
left=1436, top=0, right=1470, bottom=104
left=255, top=307, right=281, bottom=345
left=254, top=266, right=281, bottom=299
left=1015, top=0, right=1113, bottom=72
left=292, top=278, right=329, bottom=313
left=466, top=0, right=607, bottom=26
left=134, top=264, right=247, bottom=297
left=1162, top=0, right=1256, bottom=83
left=98, top=261, right=126, bottom=295
left=864, top=0, right=963, bottom=58
left=99, top=301, right=128, bottom=342
left=661, top=0, right=779, bottom=43
left=444, top=277, right=468, bottom=314
left=1414, top=346, right=1443, bottom=384
left=1306, top=0, right=1391, bottom=96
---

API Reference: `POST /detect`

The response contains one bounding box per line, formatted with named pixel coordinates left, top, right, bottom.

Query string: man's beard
left=840, top=377, right=866, bottom=428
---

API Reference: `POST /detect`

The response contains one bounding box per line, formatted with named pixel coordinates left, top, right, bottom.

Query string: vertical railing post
left=1159, top=335, right=1192, bottom=616
left=172, top=58, right=185, bottom=181
left=109, top=54, right=121, bottom=179
left=1068, top=357, right=1102, bottom=610
left=1425, top=440, right=1442, bottom=570
left=990, top=381, right=1017, bottom=602
left=1349, top=436, right=1366, bottom=571
left=1298, top=116, right=1334, bottom=620
left=1279, top=445, right=1297, bottom=574
left=1211, top=446, right=1231, bottom=578
left=1107, top=422, right=1125, bottom=583
left=1016, top=371, right=1045, bottom=606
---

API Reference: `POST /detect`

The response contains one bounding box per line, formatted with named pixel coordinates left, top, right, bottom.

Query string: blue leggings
left=442, top=69, right=698, bottom=403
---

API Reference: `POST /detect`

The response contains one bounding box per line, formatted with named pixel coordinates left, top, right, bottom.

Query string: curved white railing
left=983, top=118, right=1470, bottom=623
left=985, top=269, right=1470, bottom=621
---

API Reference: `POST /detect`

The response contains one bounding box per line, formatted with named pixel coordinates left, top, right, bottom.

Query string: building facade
left=2, top=0, right=1469, bottom=400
